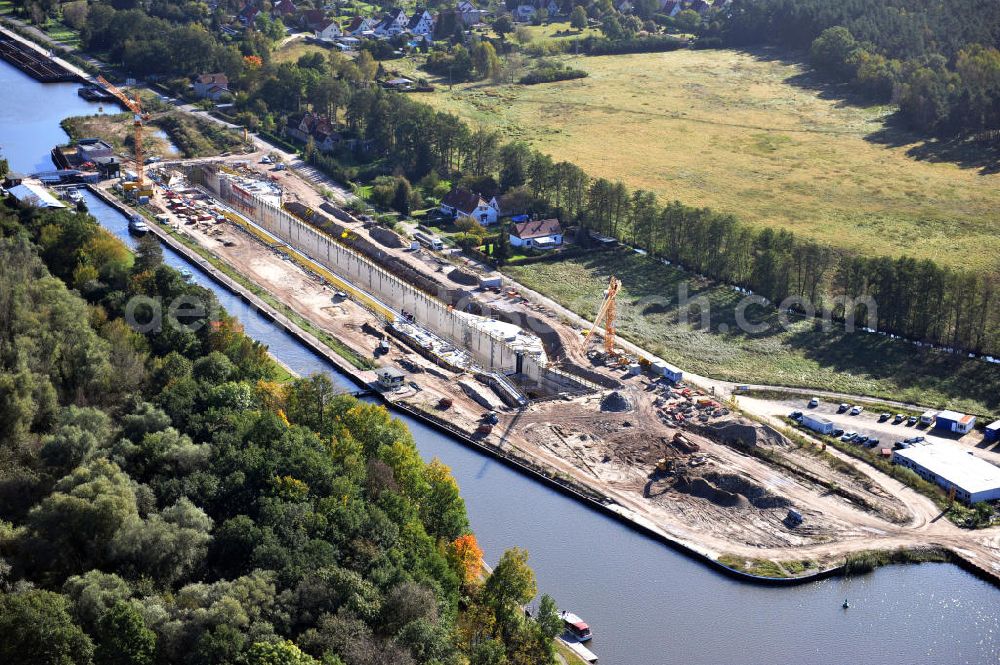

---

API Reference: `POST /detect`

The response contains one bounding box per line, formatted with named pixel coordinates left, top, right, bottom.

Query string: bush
left=519, top=66, right=588, bottom=85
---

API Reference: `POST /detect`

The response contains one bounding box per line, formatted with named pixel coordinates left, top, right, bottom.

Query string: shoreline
left=85, top=184, right=1000, bottom=590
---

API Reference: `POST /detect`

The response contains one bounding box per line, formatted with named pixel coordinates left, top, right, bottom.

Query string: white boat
left=62, top=188, right=84, bottom=203
left=178, top=268, right=195, bottom=284
left=128, top=215, right=149, bottom=235
left=560, top=611, right=592, bottom=641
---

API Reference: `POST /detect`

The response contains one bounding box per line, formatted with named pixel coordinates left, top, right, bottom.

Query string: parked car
left=857, top=435, right=869, bottom=444
left=841, top=432, right=857, bottom=441
left=907, top=416, right=918, bottom=425
left=837, top=403, right=850, bottom=413
left=867, top=438, right=880, bottom=447
left=789, top=411, right=803, bottom=420
left=894, top=441, right=910, bottom=450
left=832, top=428, right=845, bottom=437
left=879, top=412, right=891, bottom=422
left=850, top=405, right=864, bottom=415
left=808, top=397, right=820, bottom=408
left=893, top=414, right=905, bottom=424
left=260, top=156, right=272, bottom=164
left=904, top=436, right=925, bottom=444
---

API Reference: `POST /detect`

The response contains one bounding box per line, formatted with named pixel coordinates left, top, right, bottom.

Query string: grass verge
left=717, top=555, right=818, bottom=578
left=503, top=250, right=1000, bottom=415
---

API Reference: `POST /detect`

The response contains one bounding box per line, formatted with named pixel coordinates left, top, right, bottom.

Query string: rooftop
left=7, top=182, right=65, bottom=208
left=936, top=409, right=975, bottom=424
left=895, top=444, right=1000, bottom=494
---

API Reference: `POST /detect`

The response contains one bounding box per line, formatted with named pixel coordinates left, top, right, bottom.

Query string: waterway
left=3, top=59, right=1000, bottom=664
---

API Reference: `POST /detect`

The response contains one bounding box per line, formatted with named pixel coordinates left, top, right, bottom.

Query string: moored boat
left=128, top=214, right=149, bottom=235
left=560, top=611, right=592, bottom=642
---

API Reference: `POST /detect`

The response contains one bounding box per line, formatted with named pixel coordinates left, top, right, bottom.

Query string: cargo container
left=801, top=414, right=834, bottom=435
left=986, top=420, right=1000, bottom=443
left=934, top=410, right=976, bottom=434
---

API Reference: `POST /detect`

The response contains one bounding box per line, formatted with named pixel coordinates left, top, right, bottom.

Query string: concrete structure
left=6, top=181, right=65, bottom=208
left=375, top=366, right=405, bottom=389
left=801, top=414, right=834, bottom=435
left=76, top=138, right=114, bottom=162
left=193, top=166, right=548, bottom=382
left=934, top=410, right=977, bottom=434
left=893, top=444, right=1000, bottom=503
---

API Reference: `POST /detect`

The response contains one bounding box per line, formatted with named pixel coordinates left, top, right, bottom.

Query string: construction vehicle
left=672, top=432, right=700, bottom=453
left=581, top=276, right=621, bottom=356
left=96, top=75, right=151, bottom=195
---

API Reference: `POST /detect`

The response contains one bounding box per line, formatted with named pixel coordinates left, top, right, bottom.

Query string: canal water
left=3, top=60, right=1000, bottom=664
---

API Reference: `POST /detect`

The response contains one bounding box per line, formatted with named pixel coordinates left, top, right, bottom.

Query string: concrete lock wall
left=211, top=173, right=531, bottom=375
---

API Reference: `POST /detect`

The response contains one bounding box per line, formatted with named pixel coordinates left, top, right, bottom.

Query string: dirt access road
left=142, top=162, right=1000, bottom=581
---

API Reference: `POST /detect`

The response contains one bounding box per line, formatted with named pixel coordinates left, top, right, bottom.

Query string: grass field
left=504, top=251, right=1000, bottom=414
left=413, top=48, right=1000, bottom=272
left=273, top=37, right=330, bottom=64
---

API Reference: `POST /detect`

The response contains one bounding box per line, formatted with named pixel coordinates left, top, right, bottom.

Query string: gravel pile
left=600, top=391, right=633, bottom=412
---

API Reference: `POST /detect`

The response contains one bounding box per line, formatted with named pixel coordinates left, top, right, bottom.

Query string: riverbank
left=84, top=184, right=1000, bottom=591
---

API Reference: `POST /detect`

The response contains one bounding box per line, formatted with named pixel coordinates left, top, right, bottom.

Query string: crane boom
left=582, top=276, right=621, bottom=355
left=95, top=76, right=148, bottom=188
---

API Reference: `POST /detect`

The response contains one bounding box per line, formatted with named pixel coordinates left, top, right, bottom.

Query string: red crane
left=96, top=75, right=150, bottom=188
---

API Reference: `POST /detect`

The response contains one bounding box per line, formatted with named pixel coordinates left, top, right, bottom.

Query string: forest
left=0, top=191, right=564, bottom=664
left=718, top=0, right=1000, bottom=139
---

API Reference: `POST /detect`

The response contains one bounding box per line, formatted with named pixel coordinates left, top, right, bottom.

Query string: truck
left=801, top=414, right=834, bottom=435
left=671, top=432, right=700, bottom=453
left=413, top=231, right=443, bottom=250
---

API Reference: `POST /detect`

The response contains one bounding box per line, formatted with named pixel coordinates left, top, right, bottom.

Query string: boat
left=178, top=268, right=195, bottom=284
left=560, top=611, right=592, bottom=642
left=128, top=215, right=149, bottom=235
left=843, top=599, right=850, bottom=609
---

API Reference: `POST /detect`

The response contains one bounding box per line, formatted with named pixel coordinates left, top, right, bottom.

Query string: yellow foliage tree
left=450, top=533, right=484, bottom=587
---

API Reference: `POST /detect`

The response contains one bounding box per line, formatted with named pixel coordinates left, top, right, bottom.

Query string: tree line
left=716, top=0, right=1000, bottom=139
left=0, top=198, right=564, bottom=664
left=255, top=73, right=1000, bottom=356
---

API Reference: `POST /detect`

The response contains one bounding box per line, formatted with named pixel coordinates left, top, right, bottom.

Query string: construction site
left=79, top=88, right=1000, bottom=580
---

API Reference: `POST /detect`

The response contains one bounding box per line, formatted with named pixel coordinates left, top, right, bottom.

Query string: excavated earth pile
left=600, top=391, right=634, bottom=412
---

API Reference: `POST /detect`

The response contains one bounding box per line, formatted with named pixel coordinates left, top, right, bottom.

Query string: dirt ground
left=126, top=163, right=1000, bottom=579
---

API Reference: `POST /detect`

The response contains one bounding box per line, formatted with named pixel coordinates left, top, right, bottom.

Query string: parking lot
left=740, top=394, right=1000, bottom=463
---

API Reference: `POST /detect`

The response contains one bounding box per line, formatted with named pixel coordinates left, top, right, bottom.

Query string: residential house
left=238, top=2, right=260, bottom=25
left=688, top=0, right=712, bottom=14
left=193, top=73, right=230, bottom=100
left=407, top=8, right=435, bottom=37
left=440, top=187, right=498, bottom=225
left=272, top=0, right=296, bottom=18
left=300, top=9, right=328, bottom=32
left=544, top=0, right=561, bottom=16
left=510, top=219, right=563, bottom=249
left=285, top=112, right=342, bottom=152
left=660, top=0, right=683, bottom=16
left=456, top=0, right=488, bottom=25
left=344, top=15, right=375, bottom=36
left=375, top=8, right=409, bottom=37
left=382, top=77, right=414, bottom=90
left=316, top=20, right=343, bottom=41
left=514, top=4, right=536, bottom=21
left=488, top=193, right=526, bottom=219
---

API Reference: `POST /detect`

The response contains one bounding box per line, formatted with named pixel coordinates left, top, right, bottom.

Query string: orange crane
left=581, top=275, right=621, bottom=355
left=96, top=75, right=150, bottom=188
